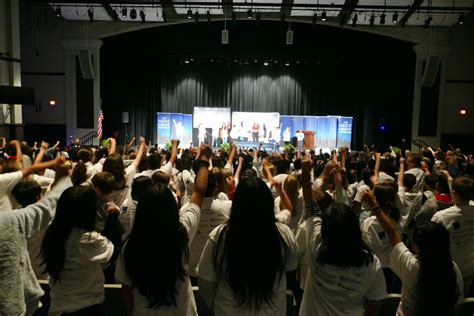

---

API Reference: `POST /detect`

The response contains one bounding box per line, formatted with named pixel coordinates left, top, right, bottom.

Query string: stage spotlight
left=184, top=59, right=190, bottom=64
left=121, top=7, right=127, bottom=18
left=130, top=8, right=137, bottom=19
left=247, top=9, right=253, bottom=19
left=187, top=9, right=192, bottom=19
left=351, top=14, right=357, bottom=27
left=264, top=61, right=269, bottom=66
left=256, top=12, right=261, bottom=25
left=423, top=15, right=432, bottom=28
left=312, top=13, right=317, bottom=26
left=87, top=7, right=94, bottom=21
left=392, top=12, right=398, bottom=23
left=207, top=10, right=211, bottom=23
left=459, top=108, right=467, bottom=115
left=194, top=11, right=199, bottom=24
left=321, top=11, right=327, bottom=21
left=369, top=13, right=375, bottom=26
left=285, top=61, right=290, bottom=66
left=459, top=13, right=464, bottom=25
left=140, top=9, right=146, bottom=22
left=254, top=59, right=258, bottom=63
left=55, top=7, right=61, bottom=17
left=380, top=13, right=386, bottom=25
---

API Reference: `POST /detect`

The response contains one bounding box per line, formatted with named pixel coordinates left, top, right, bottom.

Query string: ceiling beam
left=101, top=2, right=118, bottom=21
left=338, top=0, right=358, bottom=26
left=398, top=0, right=424, bottom=26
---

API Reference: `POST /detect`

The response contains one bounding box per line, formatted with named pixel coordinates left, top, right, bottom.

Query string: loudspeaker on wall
left=78, top=50, right=95, bottom=80
left=421, top=56, right=440, bottom=87
left=122, top=112, right=129, bottom=124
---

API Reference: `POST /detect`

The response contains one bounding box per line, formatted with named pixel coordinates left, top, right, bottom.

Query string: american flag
left=97, top=110, right=104, bottom=141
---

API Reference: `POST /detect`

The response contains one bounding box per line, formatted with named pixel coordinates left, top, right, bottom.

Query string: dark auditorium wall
left=101, top=21, right=416, bottom=149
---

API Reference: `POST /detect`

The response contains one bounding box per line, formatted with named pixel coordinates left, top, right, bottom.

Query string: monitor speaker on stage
left=78, top=50, right=95, bottom=80
left=122, top=112, right=129, bottom=124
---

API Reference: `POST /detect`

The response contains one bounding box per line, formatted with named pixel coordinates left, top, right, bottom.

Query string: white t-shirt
left=181, top=170, right=195, bottom=206
left=431, top=204, right=474, bottom=278
left=397, top=187, right=422, bottom=229
left=48, top=229, right=114, bottom=315
left=115, top=203, right=201, bottom=316
left=135, top=161, right=174, bottom=178
left=377, top=172, right=395, bottom=183
left=299, top=215, right=387, bottom=316
left=274, top=194, right=304, bottom=232
left=405, top=168, right=425, bottom=193
left=0, top=171, right=23, bottom=211
left=119, top=198, right=137, bottom=239
left=389, top=242, right=464, bottom=315
left=185, top=198, right=232, bottom=277
left=196, top=223, right=297, bottom=316
left=361, top=216, right=401, bottom=268
left=109, top=164, right=137, bottom=207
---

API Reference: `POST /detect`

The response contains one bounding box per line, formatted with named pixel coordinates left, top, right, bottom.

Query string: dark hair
left=71, top=160, right=88, bottom=186
left=424, top=174, right=438, bottom=191
left=41, top=186, right=98, bottom=283
left=131, top=176, right=153, bottom=201
left=436, top=176, right=451, bottom=194
left=293, top=158, right=302, bottom=171
left=91, top=172, right=116, bottom=194
left=211, top=167, right=226, bottom=197
left=373, top=183, right=400, bottom=222
left=12, top=180, right=42, bottom=207
left=147, top=153, right=162, bottom=170
left=452, top=176, right=474, bottom=201
left=318, top=203, right=374, bottom=267
left=413, top=222, right=458, bottom=315
left=403, top=174, right=417, bottom=191
left=124, top=184, right=189, bottom=308
left=275, top=159, right=290, bottom=175
left=77, top=148, right=93, bottom=162
left=213, top=177, right=288, bottom=310
left=102, top=153, right=126, bottom=190
left=151, top=171, right=170, bottom=186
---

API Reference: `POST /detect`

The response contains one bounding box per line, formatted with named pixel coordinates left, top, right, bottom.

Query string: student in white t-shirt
left=360, top=182, right=401, bottom=291
left=397, top=157, right=422, bottom=230
left=366, top=189, right=464, bottom=316
left=103, top=137, right=146, bottom=207
left=115, top=144, right=210, bottom=316
left=299, top=157, right=386, bottom=316
left=431, top=176, right=474, bottom=294
left=42, top=186, right=114, bottom=315
left=196, top=176, right=298, bottom=315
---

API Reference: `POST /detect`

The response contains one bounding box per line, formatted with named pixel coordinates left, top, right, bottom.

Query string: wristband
left=370, top=204, right=382, bottom=215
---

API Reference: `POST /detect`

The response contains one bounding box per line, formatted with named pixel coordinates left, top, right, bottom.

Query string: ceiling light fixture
left=121, top=7, right=127, bottom=18
left=392, top=12, right=398, bottom=23
left=140, top=9, right=146, bottom=22
left=55, top=7, right=61, bottom=17
left=380, top=13, right=386, bottom=25
left=369, top=13, right=375, bottom=26
left=321, top=11, right=327, bottom=21
left=247, top=9, right=253, bottom=19
left=187, top=9, right=192, bottom=19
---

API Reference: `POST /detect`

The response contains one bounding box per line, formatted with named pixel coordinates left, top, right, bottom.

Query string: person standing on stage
left=252, top=122, right=260, bottom=142
left=198, top=123, right=207, bottom=145
left=221, top=122, right=229, bottom=144
left=283, top=127, right=291, bottom=144
left=296, top=130, right=305, bottom=150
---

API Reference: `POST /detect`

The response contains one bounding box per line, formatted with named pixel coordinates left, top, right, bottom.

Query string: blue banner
left=337, top=116, right=353, bottom=149
left=157, top=113, right=171, bottom=145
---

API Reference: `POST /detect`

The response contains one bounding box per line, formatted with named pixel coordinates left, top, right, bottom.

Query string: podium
left=303, top=131, right=315, bottom=150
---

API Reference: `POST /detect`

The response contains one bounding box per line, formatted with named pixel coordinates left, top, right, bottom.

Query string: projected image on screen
left=193, top=107, right=231, bottom=146
left=231, top=112, right=280, bottom=143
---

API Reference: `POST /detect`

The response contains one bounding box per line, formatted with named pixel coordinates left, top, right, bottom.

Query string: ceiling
left=37, top=0, right=473, bottom=27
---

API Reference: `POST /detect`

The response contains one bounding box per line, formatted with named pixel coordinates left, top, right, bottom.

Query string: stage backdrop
left=156, top=113, right=192, bottom=146
left=193, top=107, right=231, bottom=146
left=231, top=111, right=280, bottom=143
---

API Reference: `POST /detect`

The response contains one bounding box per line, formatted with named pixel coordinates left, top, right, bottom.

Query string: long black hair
left=124, top=183, right=189, bottom=309
left=413, top=222, right=458, bottom=316
left=373, top=182, right=400, bottom=222
left=318, top=203, right=374, bottom=267
left=213, top=176, right=288, bottom=310
left=41, top=186, right=97, bottom=283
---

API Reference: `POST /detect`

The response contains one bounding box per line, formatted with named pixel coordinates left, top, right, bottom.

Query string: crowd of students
left=0, top=135, right=473, bottom=316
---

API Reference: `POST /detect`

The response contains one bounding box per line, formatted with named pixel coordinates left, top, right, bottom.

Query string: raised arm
left=276, top=181, right=294, bottom=216
left=398, top=157, right=405, bottom=188
left=341, top=148, right=347, bottom=170
left=234, top=155, right=244, bottom=183
left=33, top=141, right=48, bottom=165
left=131, top=137, right=146, bottom=169
left=374, top=152, right=381, bottom=180
left=262, top=158, right=274, bottom=186
left=225, top=143, right=236, bottom=170
left=109, top=138, right=117, bottom=155
left=301, top=157, right=313, bottom=201
left=364, top=188, right=402, bottom=246
left=124, top=137, right=136, bottom=155
left=22, top=155, right=65, bottom=178
left=168, top=139, right=179, bottom=166
left=10, top=140, right=23, bottom=164
left=190, top=144, right=211, bottom=208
